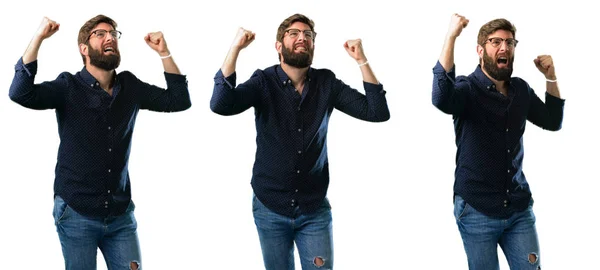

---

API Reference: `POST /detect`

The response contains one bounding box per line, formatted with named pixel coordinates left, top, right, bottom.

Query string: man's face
left=279, top=21, right=315, bottom=68
left=479, top=30, right=516, bottom=81
left=85, top=22, right=121, bottom=71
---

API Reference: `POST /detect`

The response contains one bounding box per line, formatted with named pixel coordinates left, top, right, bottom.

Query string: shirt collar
left=473, top=64, right=512, bottom=92
left=80, top=66, right=97, bottom=87
left=80, top=66, right=118, bottom=89
left=276, top=65, right=314, bottom=87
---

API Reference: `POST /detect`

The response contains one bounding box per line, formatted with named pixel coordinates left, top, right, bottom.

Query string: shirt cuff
left=214, top=69, right=236, bottom=89
left=15, top=57, right=37, bottom=77
left=164, top=72, right=188, bottom=83
left=363, top=81, right=386, bottom=94
left=433, top=60, right=455, bottom=81
left=545, top=92, right=566, bottom=104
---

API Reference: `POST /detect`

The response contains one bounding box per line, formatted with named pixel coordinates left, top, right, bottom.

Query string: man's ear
left=80, top=43, right=89, bottom=56
left=477, top=44, right=484, bottom=59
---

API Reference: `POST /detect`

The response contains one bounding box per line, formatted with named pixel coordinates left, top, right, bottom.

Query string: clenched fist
left=344, top=39, right=367, bottom=63
left=144, top=31, right=170, bottom=56
left=447, top=13, right=469, bottom=39
left=36, top=17, right=60, bottom=40
left=231, top=27, right=255, bottom=51
left=534, top=55, right=556, bottom=80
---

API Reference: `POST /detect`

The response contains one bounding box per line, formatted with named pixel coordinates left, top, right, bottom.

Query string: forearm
left=359, top=61, right=378, bottom=85
left=221, top=47, right=241, bottom=78
left=545, top=80, right=560, bottom=99
left=439, top=35, right=457, bottom=72
left=160, top=52, right=181, bottom=75
left=23, top=36, right=43, bottom=65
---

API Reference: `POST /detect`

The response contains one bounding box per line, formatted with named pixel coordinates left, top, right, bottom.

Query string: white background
left=1, top=0, right=597, bottom=269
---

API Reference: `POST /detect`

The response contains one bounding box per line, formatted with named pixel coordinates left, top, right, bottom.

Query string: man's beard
left=281, top=43, right=313, bottom=68
left=88, top=45, right=121, bottom=71
left=482, top=48, right=513, bottom=81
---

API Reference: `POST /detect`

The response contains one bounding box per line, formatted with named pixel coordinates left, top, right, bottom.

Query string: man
left=9, top=15, right=191, bottom=269
left=432, top=14, right=564, bottom=270
left=211, top=13, right=389, bottom=270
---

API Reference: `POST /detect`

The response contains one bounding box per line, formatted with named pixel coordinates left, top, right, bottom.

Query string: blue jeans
left=252, top=195, right=333, bottom=270
left=53, top=196, right=141, bottom=270
left=454, top=195, right=540, bottom=270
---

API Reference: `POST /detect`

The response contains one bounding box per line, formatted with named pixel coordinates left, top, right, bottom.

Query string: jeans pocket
left=126, top=200, right=136, bottom=212
left=252, top=194, right=261, bottom=213
left=53, top=196, right=70, bottom=222
left=453, top=195, right=470, bottom=220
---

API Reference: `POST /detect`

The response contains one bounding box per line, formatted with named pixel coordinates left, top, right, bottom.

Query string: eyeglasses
left=284, top=29, right=316, bottom=40
left=87, top=29, right=122, bottom=41
left=485, top=37, right=518, bottom=49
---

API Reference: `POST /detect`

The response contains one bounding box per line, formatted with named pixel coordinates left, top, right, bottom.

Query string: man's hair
left=78, top=14, right=118, bottom=64
left=477, top=18, right=516, bottom=46
left=276, top=13, right=315, bottom=42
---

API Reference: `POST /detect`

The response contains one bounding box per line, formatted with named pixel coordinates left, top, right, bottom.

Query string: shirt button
left=507, top=149, right=510, bottom=153
left=108, top=126, right=112, bottom=130
left=297, top=150, right=302, bottom=154
left=297, top=107, right=301, bottom=111
left=295, top=189, right=298, bottom=193
left=105, top=205, right=108, bottom=208
left=297, top=128, right=302, bottom=132
left=506, top=128, right=509, bottom=132
left=109, top=148, right=112, bottom=152
left=504, top=200, right=508, bottom=203
left=296, top=170, right=300, bottom=174
left=108, top=169, right=111, bottom=173
left=105, top=201, right=109, bottom=205
left=96, top=82, right=99, bottom=86
left=90, top=83, right=94, bottom=87
left=506, top=189, right=509, bottom=193
left=108, top=190, right=111, bottom=194
left=504, top=204, right=508, bottom=207
left=507, top=169, right=510, bottom=173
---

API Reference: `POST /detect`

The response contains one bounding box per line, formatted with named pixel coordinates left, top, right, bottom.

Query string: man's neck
left=281, top=62, right=308, bottom=93
left=481, top=67, right=508, bottom=96
left=86, top=64, right=115, bottom=95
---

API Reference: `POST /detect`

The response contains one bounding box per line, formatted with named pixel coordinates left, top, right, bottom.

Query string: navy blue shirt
left=211, top=65, right=390, bottom=217
left=9, top=58, right=191, bottom=217
left=432, top=61, right=564, bottom=218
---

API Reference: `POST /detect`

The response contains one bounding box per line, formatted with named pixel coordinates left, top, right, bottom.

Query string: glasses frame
left=86, top=29, right=122, bottom=42
left=284, top=28, right=317, bottom=40
left=484, top=37, right=519, bottom=49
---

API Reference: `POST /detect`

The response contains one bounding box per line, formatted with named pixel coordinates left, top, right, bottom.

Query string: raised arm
left=9, top=17, right=66, bottom=109
left=139, top=31, right=190, bottom=112
left=432, top=14, right=469, bottom=115
left=210, top=28, right=259, bottom=116
left=527, top=55, right=565, bottom=131
left=333, top=39, right=389, bottom=122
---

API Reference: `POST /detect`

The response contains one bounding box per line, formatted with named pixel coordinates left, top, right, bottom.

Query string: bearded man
left=432, top=14, right=564, bottom=270
left=9, top=14, right=191, bottom=270
left=210, top=13, right=390, bottom=270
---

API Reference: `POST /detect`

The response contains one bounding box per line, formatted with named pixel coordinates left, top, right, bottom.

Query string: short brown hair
left=477, top=18, right=516, bottom=45
left=77, top=15, right=118, bottom=64
left=276, top=13, right=315, bottom=42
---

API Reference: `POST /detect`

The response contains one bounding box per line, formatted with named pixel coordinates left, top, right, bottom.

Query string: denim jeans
left=53, top=196, right=142, bottom=270
left=454, top=195, right=540, bottom=270
left=252, top=195, right=333, bottom=270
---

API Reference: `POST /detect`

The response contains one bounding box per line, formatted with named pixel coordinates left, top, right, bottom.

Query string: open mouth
left=497, top=57, right=508, bottom=64
left=294, top=46, right=307, bottom=52
left=103, top=46, right=115, bottom=53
